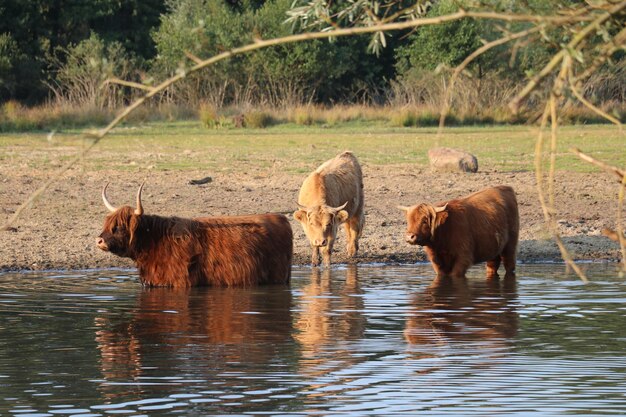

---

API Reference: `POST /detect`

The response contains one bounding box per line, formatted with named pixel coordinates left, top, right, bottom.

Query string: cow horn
left=134, top=182, right=145, bottom=216
left=397, top=205, right=411, bottom=212
left=329, top=201, right=348, bottom=213
left=435, top=203, right=448, bottom=213
left=297, top=203, right=313, bottom=212
left=102, top=183, right=117, bottom=213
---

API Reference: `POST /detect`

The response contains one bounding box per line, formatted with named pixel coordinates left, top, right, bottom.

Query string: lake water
left=1, top=263, right=625, bottom=416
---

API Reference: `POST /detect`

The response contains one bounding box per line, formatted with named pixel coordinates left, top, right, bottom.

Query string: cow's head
left=96, top=183, right=145, bottom=258
left=293, top=202, right=349, bottom=247
left=398, top=203, right=448, bottom=246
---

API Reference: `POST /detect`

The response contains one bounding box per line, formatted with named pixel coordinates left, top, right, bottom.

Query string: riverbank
left=1, top=123, right=622, bottom=271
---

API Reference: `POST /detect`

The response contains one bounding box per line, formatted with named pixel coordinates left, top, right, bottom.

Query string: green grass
left=0, top=121, right=623, bottom=174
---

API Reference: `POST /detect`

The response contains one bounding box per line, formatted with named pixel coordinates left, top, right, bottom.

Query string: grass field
left=0, top=121, right=623, bottom=175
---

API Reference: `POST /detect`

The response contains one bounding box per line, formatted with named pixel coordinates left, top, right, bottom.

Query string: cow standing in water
left=294, top=151, right=365, bottom=267
left=96, top=183, right=293, bottom=287
left=399, top=185, right=519, bottom=279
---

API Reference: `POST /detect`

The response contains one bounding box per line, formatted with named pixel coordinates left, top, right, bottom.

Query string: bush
left=244, top=111, right=274, bottom=128
left=49, top=33, right=137, bottom=109
left=389, top=109, right=417, bottom=127
left=199, top=102, right=219, bottom=128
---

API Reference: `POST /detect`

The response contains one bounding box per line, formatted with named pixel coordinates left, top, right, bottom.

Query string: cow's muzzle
left=96, top=237, right=109, bottom=251
left=405, top=233, right=418, bottom=245
left=313, top=238, right=328, bottom=247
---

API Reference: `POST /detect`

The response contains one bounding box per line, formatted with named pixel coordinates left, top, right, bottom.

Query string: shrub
left=199, top=102, right=219, bottom=128
left=389, top=109, right=417, bottom=127
left=244, top=111, right=273, bottom=128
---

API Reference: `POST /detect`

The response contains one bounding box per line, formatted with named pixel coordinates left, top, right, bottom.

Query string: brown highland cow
left=399, top=185, right=519, bottom=279
left=293, top=151, right=365, bottom=266
left=96, top=183, right=293, bottom=287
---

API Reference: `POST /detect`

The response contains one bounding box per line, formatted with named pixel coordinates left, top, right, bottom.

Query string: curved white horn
left=134, top=182, right=145, bottom=216
left=435, top=203, right=448, bottom=213
left=329, top=201, right=348, bottom=213
left=397, top=205, right=411, bottom=212
left=297, top=202, right=314, bottom=211
left=102, top=183, right=117, bottom=213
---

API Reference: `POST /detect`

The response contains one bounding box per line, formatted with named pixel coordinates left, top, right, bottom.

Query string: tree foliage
left=151, top=0, right=390, bottom=105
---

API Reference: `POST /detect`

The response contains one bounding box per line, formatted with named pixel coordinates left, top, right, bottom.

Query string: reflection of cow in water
left=294, top=266, right=366, bottom=377
left=404, top=277, right=518, bottom=348
left=95, top=286, right=293, bottom=399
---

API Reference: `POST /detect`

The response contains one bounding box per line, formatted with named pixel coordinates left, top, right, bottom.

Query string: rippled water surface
left=1, top=264, right=625, bottom=416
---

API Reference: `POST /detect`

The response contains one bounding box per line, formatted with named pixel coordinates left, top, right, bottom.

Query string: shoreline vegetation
left=1, top=100, right=624, bottom=133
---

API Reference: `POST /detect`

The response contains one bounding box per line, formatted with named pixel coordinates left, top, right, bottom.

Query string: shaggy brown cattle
left=96, top=183, right=293, bottom=287
left=399, top=185, right=519, bottom=279
left=293, top=151, right=365, bottom=266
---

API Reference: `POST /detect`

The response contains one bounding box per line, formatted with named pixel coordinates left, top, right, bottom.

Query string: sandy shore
left=1, top=163, right=622, bottom=272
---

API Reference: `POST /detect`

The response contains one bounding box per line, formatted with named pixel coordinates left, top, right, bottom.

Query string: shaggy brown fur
left=97, top=206, right=293, bottom=287
left=400, top=185, right=519, bottom=279
left=293, top=151, right=365, bottom=266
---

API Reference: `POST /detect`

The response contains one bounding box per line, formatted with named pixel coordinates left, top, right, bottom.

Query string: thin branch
left=618, top=174, right=626, bottom=272
left=570, top=26, right=626, bottom=84
left=184, top=51, right=204, bottom=65
left=102, top=77, right=156, bottom=92
left=438, top=25, right=541, bottom=132
left=568, top=74, right=623, bottom=131
left=570, top=147, right=626, bottom=184
left=509, top=0, right=626, bottom=113
left=547, top=57, right=589, bottom=282
left=1, top=139, right=100, bottom=231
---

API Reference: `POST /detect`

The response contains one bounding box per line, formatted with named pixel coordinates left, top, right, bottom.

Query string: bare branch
left=617, top=174, right=626, bottom=272
left=102, top=77, right=155, bottom=92
left=184, top=51, right=204, bottom=65
left=571, top=26, right=626, bottom=85
left=568, top=73, right=623, bottom=131
left=571, top=147, right=626, bottom=184
left=438, top=25, right=541, bottom=132
left=509, top=0, right=626, bottom=113
left=1, top=139, right=100, bottom=231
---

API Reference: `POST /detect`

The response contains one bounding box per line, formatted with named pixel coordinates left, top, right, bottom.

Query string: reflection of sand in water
left=95, top=286, right=293, bottom=399
left=294, top=265, right=366, bottom=378
left=404, top=276, right=518, bottom=348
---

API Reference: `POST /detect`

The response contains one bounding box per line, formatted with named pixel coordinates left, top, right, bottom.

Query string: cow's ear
left=129, top=213, right=141, bottom=245
left=430, top=208, right=448, bottom=238
left=433, top=211, right=448, bottom=234
left=335, top=210, right=349, bottom=224
left=293, top=210, right=307, bottom=223
left=435, top=211, right=448, bottom=226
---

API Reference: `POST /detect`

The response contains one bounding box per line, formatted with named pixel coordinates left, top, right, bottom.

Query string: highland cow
left=96, top=183, right=293, bottom=287
left=293, top=151, right=365, bottom=267
left=399, top=186, right=519, bottom=279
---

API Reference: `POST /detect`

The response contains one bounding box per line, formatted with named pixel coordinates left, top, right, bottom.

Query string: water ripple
left=1, top=264, right=625, bottom=415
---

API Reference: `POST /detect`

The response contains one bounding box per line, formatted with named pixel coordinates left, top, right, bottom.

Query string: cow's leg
left=321, top=240, right=333, bottom=267
left=344, top=222, right=355, bottom=256
left=486, top=256, right=501, bottom=279
left=345, top=216, right=361, bottom=258
left=431, top=262, right=445, bottom=278
left=501, top=240, right=517, bottom=279
left=311, top=245, right=320, bottom=267
left=450, top=258, right=471, bottom=279
left=426, top=249, right=446, bottom=278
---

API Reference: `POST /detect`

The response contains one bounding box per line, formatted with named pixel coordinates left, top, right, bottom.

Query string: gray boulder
left=428, top=147, right=478, bottom=173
